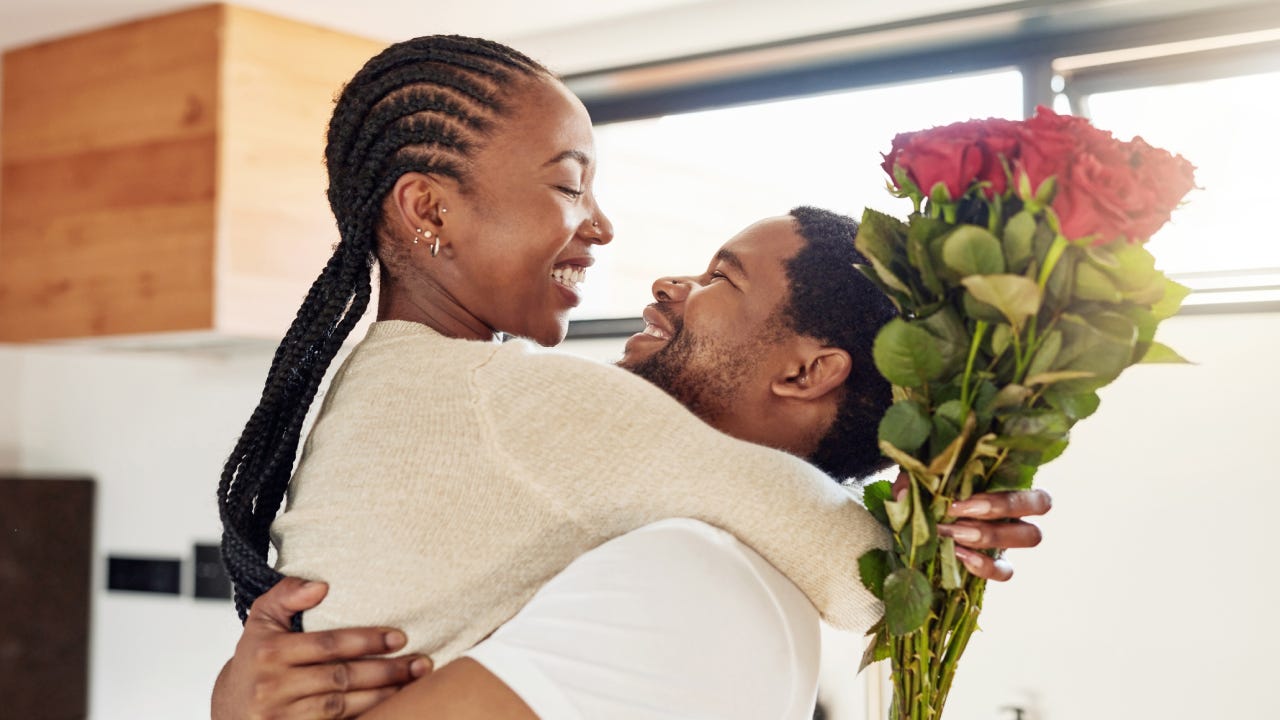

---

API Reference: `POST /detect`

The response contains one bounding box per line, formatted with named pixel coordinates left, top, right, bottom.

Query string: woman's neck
left=377, top=269, right=498, bottom=342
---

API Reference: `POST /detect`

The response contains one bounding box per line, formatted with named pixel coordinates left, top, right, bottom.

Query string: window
left=1079, top=70, right=1280, bottom=303
left=574, top=70, right=1024, bottom=321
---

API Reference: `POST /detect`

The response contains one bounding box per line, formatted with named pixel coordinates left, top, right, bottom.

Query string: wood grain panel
left=0, top=5, right=222, bottom=341
left=215, top=5, right=385, bottom=337
left=0, top=4, right=385, bottom=341
left=1, top=5, right=220, bottom=164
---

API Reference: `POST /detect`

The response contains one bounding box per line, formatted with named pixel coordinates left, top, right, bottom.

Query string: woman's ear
left=771, top=346, right=852, bottom=401
left=388, top=172, right=449, bottom=237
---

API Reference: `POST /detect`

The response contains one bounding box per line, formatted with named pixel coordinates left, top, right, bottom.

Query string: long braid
left=219, top=36, right=548, bottom=623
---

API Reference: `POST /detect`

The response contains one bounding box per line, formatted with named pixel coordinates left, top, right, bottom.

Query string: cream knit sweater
left=272, top=320, right=890, bottom=665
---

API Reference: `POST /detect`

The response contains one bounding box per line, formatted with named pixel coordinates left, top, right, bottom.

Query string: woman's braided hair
left=218, top=35, right=548, bottom=623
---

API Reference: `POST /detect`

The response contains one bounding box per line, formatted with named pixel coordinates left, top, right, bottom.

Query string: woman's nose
left=585, top=204, right=614, bottom=245
left=651, top=276, right=691, bottom=303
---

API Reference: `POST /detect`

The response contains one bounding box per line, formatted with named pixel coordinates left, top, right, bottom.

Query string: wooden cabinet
left=0, top=4, right=384, bottom=341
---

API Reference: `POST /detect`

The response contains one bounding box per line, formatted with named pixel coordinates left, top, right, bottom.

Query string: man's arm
left=212, top=578, right=431, bottom=720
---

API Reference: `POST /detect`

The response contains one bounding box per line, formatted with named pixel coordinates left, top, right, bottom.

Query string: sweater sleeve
left=473, top=343, right=890, bottom=634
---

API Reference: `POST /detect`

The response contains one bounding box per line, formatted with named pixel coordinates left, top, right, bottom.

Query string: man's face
left=617, top=217, right=804, bottom=429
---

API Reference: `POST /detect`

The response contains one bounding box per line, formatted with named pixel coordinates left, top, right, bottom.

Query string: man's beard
left=619, top=308, right=755, bottom=425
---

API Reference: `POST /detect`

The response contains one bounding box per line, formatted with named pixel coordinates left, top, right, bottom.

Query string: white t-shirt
left=463, top=519, right=822, bottom=719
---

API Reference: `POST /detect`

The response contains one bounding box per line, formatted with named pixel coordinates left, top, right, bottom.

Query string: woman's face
left=441, top=76, right=613, bottom=346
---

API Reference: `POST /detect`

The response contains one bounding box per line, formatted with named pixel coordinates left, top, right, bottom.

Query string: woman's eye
left=709, top=271, right=728, bottom=283
left=557, top=186, right=585, bottom=199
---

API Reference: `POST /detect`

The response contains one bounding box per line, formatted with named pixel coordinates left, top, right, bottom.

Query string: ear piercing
left=414, top=227, right=440, bottom=257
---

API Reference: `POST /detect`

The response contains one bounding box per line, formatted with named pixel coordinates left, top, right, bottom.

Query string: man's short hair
left=782, top=206, right=898, bottom=481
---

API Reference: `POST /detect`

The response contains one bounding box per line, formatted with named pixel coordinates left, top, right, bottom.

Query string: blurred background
left=1, top=1, right=1277, bottom=718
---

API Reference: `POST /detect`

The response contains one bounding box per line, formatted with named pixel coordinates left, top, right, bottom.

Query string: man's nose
left=651, top=276, right=691, bottom=303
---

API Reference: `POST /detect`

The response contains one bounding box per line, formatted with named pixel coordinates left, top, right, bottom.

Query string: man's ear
left=771, top=345, right=852, bottom=401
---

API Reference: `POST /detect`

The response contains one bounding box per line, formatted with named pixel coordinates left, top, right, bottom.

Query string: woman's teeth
left=552, top=266, right=586, bottom=290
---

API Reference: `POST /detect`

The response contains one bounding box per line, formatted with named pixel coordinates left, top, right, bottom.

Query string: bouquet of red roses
left=855, top=107, right=1195, bottom=719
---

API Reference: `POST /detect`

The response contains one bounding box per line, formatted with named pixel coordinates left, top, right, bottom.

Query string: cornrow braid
left=219, top=35, right=549, bottom=624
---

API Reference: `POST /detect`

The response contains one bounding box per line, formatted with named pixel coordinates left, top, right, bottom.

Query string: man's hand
left=212, top=577, right=431, bottom=720
left=890, top=471, right=1052, bottom=582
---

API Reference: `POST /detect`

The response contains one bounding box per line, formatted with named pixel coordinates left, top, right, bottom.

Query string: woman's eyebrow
left=543, top=149, right=590, bottom=169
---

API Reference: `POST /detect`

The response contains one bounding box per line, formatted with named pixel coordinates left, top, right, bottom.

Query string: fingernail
left=952, top=498, right=991, bottom=516
left=385, top=630, right=407, bottom=649
left=943, top=525, right=982, bottom=543
left=410, top=657, right=430, bottom=677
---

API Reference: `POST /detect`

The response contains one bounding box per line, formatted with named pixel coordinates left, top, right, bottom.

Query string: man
left=213, top=208, right=1049, bottom=718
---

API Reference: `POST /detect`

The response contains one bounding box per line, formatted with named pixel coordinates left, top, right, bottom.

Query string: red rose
left=1128, top=136, right=1197, bottom=224
left=883, top=118, right=1020, bottom=200
left=1055, top=153, right=1140, bottom=243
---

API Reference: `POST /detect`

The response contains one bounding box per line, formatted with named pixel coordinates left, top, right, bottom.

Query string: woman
left=219, top=34, right=1046, bottom=710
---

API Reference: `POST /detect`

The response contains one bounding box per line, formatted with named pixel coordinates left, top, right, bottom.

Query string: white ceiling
left=0, top=0, right=709, bottom=52
left=0, top=0, right=1025, bottom=72
left=0, top=1, right=1261, bottom=77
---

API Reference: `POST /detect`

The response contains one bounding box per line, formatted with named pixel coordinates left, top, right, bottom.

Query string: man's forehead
left=715, top=216, right=803, bottom=269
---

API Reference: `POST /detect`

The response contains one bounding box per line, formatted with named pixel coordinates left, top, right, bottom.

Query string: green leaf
left=879, top=401, right=932, bottom=453
left=873, top=319, right=945, bottom=388
left=879, top=440, right=931, bottom=478
left=1054, top=312, right=1137, bottom=392
left=1034, top=175, right=1058, bottom=205
left=1152, top=277, right=1192, bottom=320
left=861, top=480, right=894, bottom=527
left=884, top=567, right=933, bottom=636
left=991, top=323, right=1013, bottom=356
left=854, top=264, right=908, bottom=312
left=1040, top=437, right=1070, bottom=464
left=859, top=623, right=891, bottom=672
left=930, top=399, right=965, bottom=458
left=1025, top=330, right=1062, bottom=378
left=858, top=548, right=893, bottom=599
left=919, top=307, right=971, bottom=376
left=962, top=291, right=1010, bottom=325
left=942, top=225, right=1006, bottom=276
left=1002, top=210, right=1036, bottom=273
left=994, top=408, right=1070, bottom=452
left=1075, top=262, right=1123, bottom=302
left=992, top=383, right=1033, bottom=409
left=1024, top=370, right=1096, bottom=386
left=884, top=493, right=911, bottom=533
left=1044, top=389, right=1101, bottom=421
left=1140, top=341, right=1193, bottom=364
left=929, top=181, right=954, bottom=206
left=866, top=253, right=915, bottom=296
left=907, top=220, right=946, bottom=297
left=1110, top=243, right=1162, bottom=300
left=908, top=480, right=938, bottom=564
left=1002, top=408, right=1070, bottom=440
left=961, top=274, right=1043, bottom=329
left=856, top=208, right=908, bottom=267
left=939, top=536, right=963, bottom=590
left=988, top=459, right=1037, bottom=491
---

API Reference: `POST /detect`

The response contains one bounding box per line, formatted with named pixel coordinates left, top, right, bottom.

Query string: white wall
left=10, top=343, right=277, bottom=719
left=0, top=346, right=21, bottom=468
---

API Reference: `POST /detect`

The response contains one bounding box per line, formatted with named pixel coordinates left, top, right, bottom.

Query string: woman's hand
left=890, top=471, right=1052, bottom=582
left=212, top=577, right=431, bottom=720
